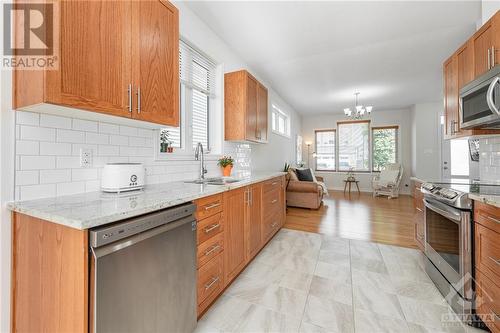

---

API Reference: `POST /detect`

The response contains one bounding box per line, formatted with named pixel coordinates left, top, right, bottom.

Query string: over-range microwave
left=460, top=65, right=500, bottom=129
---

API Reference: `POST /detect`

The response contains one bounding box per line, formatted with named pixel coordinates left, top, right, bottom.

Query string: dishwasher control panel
left=90, top=203, right=196, bottom=248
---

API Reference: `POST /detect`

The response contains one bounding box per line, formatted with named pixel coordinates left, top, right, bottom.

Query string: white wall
left=301, top=109, right=412, bottom=194
left=482, top=0, right=500, bottom=24
left=410, top=102, right=442, bottom=181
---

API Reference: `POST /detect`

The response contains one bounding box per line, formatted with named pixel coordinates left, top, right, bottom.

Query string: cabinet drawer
left=263, top=177, right=282, bottom=193
left=198, top=233, right=224, bottom=268
left=197, top=212, right=223, bottom=245
left=263, top=188, right=281, bottom=219
left=475, top=269, right=500, bottom=333
left=196, top=194, right=223, bottom=220
left=475, top=223, right=500, bottom=279
left=263, top=209, right=281, bottom=241
left=475, top=202, right=500, bottom=233
left=197, top=254, right=223, bottom=305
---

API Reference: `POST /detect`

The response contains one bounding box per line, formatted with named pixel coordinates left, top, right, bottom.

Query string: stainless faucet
left=195, top=142, right=207, bottom=180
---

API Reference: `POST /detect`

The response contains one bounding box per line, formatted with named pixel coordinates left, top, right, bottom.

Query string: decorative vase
left=167, top=147, right=174, bottom=153
left=222, top=165, right=233, bottom=177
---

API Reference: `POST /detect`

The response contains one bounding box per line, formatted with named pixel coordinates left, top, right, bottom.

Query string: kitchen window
left=271, top=104, right=290, bottom=137
left=337, top=121, right=370, bottom=172
left=372, top=126, right=398, bottom=172
left=158, top=39, right=217, bottom=155
left=315, top=129, right=336, bottom=171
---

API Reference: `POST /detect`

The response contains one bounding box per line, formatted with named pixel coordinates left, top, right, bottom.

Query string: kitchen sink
left=184, top=177, right=241, bottom=185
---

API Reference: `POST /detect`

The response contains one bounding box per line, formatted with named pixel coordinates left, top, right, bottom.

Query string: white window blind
left=179, top=40, right=216, bottom=97
left=338, top=121, right=370, bottom=171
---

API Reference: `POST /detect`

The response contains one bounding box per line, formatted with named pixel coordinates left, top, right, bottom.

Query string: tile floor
left=195, top=229, right=485, bottom=333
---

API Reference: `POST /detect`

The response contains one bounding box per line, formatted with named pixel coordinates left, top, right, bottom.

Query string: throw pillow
left=296, top=168, right=314, bottom=182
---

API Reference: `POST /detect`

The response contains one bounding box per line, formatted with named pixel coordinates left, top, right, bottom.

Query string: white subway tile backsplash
left=129, top=137, right=146, bottom=147
left=98, top=145, right=120, bottom=156
left=20, top=184, right=56, bottom=200
left=40, top=169, right=71, bottom=184
left=479, top=137, right=500, bottom=182
left=73, top=119, right=98, bottom=132
left=120, top=125, right=138, bottom=137
left=137, top=128, right=154, bottom=138
left=16, top=170, right=39, bottom=186
left=57, top=129, right=85, bottom=143
left=99, top=122, right=120, bottom=135
left=110, top=135, right=129, bottom=146
left=85, top=180, right=100, bottom=192
left=56, top=156, right=80, bottom=169
left=16, top=140, right=39, bottom=155
left=86, top=132, right=109, bottom=145
left=72, top=168, right=98, bottom=181
left=16, top=111, right=39, bottom=126
left=40, top=114, right=72, bottom=129
left=20, top=125, right=55, bottom=142
left=72, top=143, right=98, bottom=156
left=56, top=182, right=85, bottom=196
left=20, top=156, right=55, bottom=170
left=40, top=142, right=72, bottom=156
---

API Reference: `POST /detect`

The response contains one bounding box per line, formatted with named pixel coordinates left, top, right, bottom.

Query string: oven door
left=460, top=71, right=500, bottom=129
left=423, top=198, right=472, bottom=299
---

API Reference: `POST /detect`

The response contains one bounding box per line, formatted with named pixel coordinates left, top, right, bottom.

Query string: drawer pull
left=204, top=223, right=220, bottom=234
left=488, top=256, right=500, bottom=266
left=204, top=276, right=220, bottom=290
left=271, top=199, right=278, bottom=204
left=492, top=311, right=500, bottom=321
left=485, top=214, right=500, bottom=224
left=271, top=182, right=278, bottom=186
left=204, top=244, right=221, bottom=256
left=416, top=207, right=422, bottom=212
left=204, top=202, right=221, bottom=211
left=271, top=222, right=278, bottom=228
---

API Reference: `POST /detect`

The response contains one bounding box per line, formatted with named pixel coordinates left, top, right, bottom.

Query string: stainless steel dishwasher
left=89, top=203, right=197, bottom=333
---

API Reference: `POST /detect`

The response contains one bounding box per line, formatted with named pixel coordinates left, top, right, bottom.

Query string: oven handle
left=424, top=199, right=462, bottom=223
left=486, top=76, right=500, bottom=116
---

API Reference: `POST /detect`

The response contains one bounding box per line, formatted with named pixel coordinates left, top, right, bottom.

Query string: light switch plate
left=80, top=148, right=92, bottom=167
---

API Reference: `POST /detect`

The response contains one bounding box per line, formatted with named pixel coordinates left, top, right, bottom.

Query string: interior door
left=256, top=84, right=268, bottom=142
left=46, top=0, right=132, bottom=117
left=224, top=187, right=247, bottom=283
left=246, top=184, right=262, bottom=260
left=132, top=0, right=179, bottom=126
left=245, top=75, right=258, bottom=141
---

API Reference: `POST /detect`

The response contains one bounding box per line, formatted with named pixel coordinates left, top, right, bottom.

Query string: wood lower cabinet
left=224, top=70, right=268, bottom=143
left=246, top=184, right=263, bottom=260
left=473, top=201, right=500, bottom=333
left=413, top=180, right=424, bottom=250
left=14, top=0, right=179, bottom=127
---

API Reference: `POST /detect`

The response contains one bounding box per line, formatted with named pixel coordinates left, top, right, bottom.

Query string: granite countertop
left=7, top=172, right=286, bottom=230
left=469, top=193, right=500, bottom=209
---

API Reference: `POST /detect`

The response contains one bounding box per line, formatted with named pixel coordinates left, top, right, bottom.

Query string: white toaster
left=101, top=163, right=145, bottom=193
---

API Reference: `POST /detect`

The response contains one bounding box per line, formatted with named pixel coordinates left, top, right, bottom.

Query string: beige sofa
left=286, top=172, right=325, bottom=209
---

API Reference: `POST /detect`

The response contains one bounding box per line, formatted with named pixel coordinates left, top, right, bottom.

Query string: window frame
left=371, top=125, right=399, bottom=172
left=337, top=120, right=371, bottom=173
left=271, top=104, right=291, bottom=138
left=314, top=129, right=336, bottom=172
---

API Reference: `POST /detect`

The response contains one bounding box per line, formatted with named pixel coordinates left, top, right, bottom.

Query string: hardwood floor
left=285, top=191, right=417, bottom=249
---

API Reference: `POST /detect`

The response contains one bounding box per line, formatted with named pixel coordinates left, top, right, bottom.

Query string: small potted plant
left=346, top=167, right=356, bottom=181
left=160, top=130, right=173, bottom=153
left=218, top=155, right=235, bottom=177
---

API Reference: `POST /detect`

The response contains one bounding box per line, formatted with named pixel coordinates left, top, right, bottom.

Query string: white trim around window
left=271, top=104, right=291, bottom=138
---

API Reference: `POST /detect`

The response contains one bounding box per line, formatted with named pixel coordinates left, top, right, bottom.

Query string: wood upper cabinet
left=14, top=0, right=179, bottom=127
left=132, top=0, right=179, bottom=126
left=473, top=18, right=495, bottom=77
left=246, top=184, right=263, bottom=260
left=223, top=187, right=247, bottom=284
left=225, top=70, right=268, bottom=143
left=443, top=55, right=458, bottom=138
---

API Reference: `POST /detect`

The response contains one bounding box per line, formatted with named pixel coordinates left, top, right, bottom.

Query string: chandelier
left=343, top=92, right=373, bottom=119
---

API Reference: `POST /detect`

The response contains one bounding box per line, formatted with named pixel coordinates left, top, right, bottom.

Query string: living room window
left=158, top=39, right=217, bottom=155
left=337, top=120, right=370, bottom=172
left=271, top=104, right=290, bottom=137
left=372, top=126, right=398, bottom=172
left=315, top=129, right=336, bottom=171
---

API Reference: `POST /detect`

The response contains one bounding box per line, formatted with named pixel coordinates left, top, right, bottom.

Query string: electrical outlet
left=80, top=148, right=92, bottom=167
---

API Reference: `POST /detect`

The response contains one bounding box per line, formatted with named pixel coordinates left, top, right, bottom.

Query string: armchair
left=372, top=163, right=403, bottom=199
left=286, top=170, right=324, bottom=209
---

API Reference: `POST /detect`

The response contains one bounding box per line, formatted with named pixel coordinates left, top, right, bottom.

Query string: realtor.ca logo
left=2, top=2, right=59, bottom=70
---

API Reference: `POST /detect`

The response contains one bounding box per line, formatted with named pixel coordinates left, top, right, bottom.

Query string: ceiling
left=185, top=1, right=481, bottom=115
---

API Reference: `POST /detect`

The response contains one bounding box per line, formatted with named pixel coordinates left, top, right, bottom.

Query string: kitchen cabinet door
left=256, top=84, right=268, bottom=142
left=44, top=0, right=133, bottom=118
left=456, top=42, right=473, bottom=136
left=473, top=21, right=494, bottom=78
left=132, top=0, right=179, bottom=126
left=443, top=56, right=458, bottom=138
left=223, top=187, right=247, bottom=284
left=246, top=75, right=259, bottom=141
left=246, top=184, right=262, bottom=260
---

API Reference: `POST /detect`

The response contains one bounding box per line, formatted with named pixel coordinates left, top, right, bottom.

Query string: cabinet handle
left=204, top=244, right=221, bottom=256
left=249, top=190, right=253, bottom=205
left=271, top=222, right=278, bottom=228
left=488, top=256, right=500, bottom=266
left=488, top=48, right=492, bottom=69
left=204, top=202, right=220, bottom=210
left=271, top=199, right=278, bottom=204
left=204, top=276, right=220, bottom=290
left=416, top=207, right=423, bottom=212
left=492, top=46, right=496, bottom=68
left=127, top=84, right=132, bottom=113
left=136, top=87, right=141, bottom=114
left=204, top=223, right=220, bottom=234
left=272, top=182, right=278, bottom=186
left=484, top=214, right=500, bottom=224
